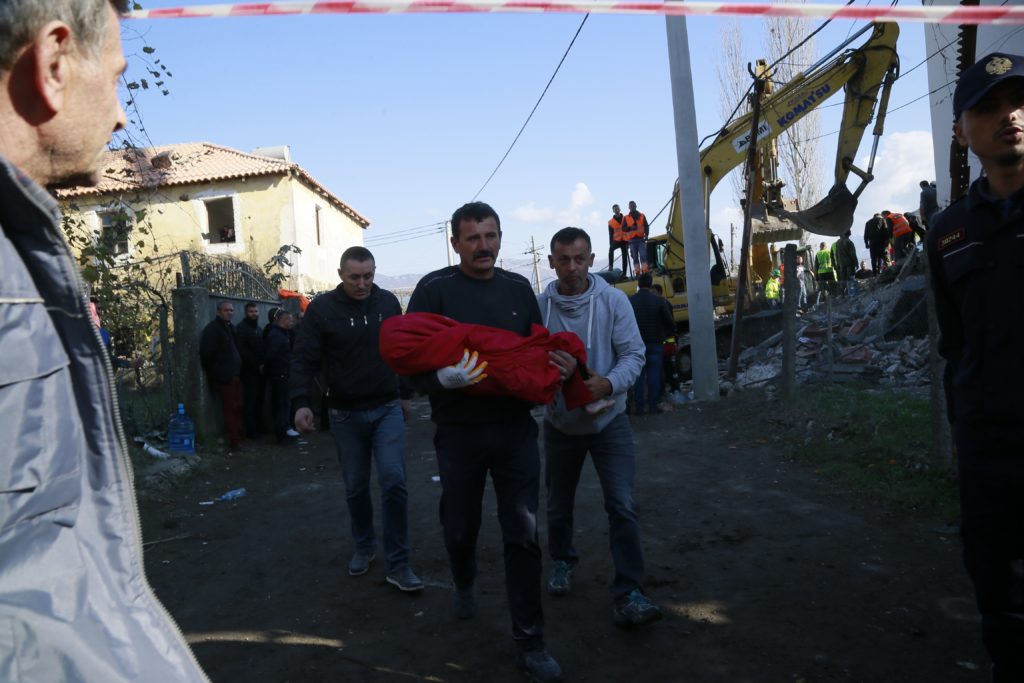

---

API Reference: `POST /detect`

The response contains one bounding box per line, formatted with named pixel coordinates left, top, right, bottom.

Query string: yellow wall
left=61, top=173, right=366, bottom=293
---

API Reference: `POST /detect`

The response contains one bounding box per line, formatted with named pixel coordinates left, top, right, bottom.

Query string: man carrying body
left=622, top=200, right=650, bottom=276
left=607, top=203, right=630, bottom=277
left=628, top=273, right=675, bottom=415
left=539, top=227, right=662, bottom=628
left=236, top=301, right=264, bottom=438
left=926, top=52, right=1024, bottom=682
left=200, top=301, right=244, bottom=450
left=407, top=202, right=562, bottom=682
left=290, top=247, right=422, bottom=592
left=0, top=1, right=207, bottom=678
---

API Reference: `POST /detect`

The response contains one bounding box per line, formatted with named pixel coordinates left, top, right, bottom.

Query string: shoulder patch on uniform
left=938, top=228, right=966, bottom=251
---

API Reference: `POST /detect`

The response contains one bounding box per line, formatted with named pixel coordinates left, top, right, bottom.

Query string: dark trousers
left=958, top=455, right=1024, bottom=682
left=869, top=242, right=887, bottom=274
left=632, top=343, right=665, bottom=412
left=434, top=415, right=543, bottom=647
left=610, top=242, right=630, bottom=275
left=212, top=377, right=244, bottom=447
left=240, top=366, right=263, bottom=437
left=268, top=373, right=290, bottom=442
left=544, top=415, right=645, bottom=598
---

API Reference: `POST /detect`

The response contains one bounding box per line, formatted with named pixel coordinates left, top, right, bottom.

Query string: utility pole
left=524, top=237, right=544, bottom=295
left=665, top=14, right=719, bottom=401
left=445, top=221, right=453, bottom=267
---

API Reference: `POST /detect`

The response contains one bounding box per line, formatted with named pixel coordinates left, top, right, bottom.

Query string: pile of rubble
left=729, top=254, right=935, bottom=391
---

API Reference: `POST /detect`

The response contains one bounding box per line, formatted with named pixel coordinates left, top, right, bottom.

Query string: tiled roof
left=56, top=142, right=369, bottom=227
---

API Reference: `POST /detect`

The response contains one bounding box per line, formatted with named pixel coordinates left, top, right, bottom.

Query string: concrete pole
left=665, top=15, right=718, bottom=402
left=445, top=221, right=453, bottom=267
left=782, top=244, right=797, bottom=398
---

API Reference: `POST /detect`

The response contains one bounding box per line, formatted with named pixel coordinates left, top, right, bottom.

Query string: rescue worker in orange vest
left=607, top=204, right=630, bottom=277
left=622, top=200, right=650, bottom=275
left=883, top=209, right=913, bottom=260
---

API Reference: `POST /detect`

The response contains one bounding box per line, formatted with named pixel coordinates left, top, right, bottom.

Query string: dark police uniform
left=926, top=177, right=1024, bottom=681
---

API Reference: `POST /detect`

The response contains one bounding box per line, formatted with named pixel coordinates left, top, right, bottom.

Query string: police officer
left=926, top=52, right=1024, bottom=683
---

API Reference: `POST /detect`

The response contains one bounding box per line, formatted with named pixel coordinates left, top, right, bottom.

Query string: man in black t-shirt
left=408, top=202, right=563, bottom=682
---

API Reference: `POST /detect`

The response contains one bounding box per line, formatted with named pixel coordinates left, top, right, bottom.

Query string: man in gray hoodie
left=538, top=227, right=663, bottom=627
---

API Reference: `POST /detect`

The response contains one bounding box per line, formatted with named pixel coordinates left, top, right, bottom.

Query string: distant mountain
left=374, top=273, right=423, bottom=290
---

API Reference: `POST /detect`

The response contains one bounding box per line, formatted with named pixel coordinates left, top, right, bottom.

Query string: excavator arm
left=660, top=21, right=900, bottom=274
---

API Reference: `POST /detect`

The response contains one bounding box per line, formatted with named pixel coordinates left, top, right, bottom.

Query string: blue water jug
left=168, top=403, right=196, bottom=454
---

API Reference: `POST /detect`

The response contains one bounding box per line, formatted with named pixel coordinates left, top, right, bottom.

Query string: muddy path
left=140, top=396, right=985, bottom=682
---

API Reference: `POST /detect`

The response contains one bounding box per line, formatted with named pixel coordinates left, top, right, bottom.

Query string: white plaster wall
left=288, top=179, right=367, bottom=292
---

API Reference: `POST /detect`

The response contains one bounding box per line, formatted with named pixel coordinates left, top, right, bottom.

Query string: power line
left=364, top=220, right=446, bottom=240
left=470, top=15, right=589, bottom=201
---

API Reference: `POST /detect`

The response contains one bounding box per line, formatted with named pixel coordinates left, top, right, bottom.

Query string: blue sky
left=122, top=3, right=942, bottom=280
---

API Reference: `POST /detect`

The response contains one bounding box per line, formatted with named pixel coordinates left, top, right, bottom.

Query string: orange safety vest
left=621, top=212, right=648, bottom=241
left=890, top=212, right=911, bottom=238
left=608, top=215, right=626, bottom=243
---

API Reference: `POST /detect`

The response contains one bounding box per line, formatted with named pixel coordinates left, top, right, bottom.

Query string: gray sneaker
left=386, top=566, right=424, bottom=592
left=347, top=551, right=375, bottom=576
left=516, top=648, right=563, bottom=683
left=454, top=584, right=477, bottom=620
left=547, top=560, right=573, bottom=596
left=612, top=589, right=663, bottom=627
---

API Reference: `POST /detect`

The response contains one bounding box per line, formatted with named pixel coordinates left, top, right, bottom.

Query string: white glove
left=436, top=349, right=488, bottom=389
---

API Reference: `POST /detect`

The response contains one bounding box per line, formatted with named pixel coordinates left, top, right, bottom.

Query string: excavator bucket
left=777, top=182, right=858, bottom=237
left=750, top=199, right=803, bottom=245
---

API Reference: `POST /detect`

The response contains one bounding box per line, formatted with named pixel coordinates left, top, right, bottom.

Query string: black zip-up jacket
left=263, top=324, right=291, bottom=381
left=199, top=317, right=241, bottom=385
left=289, top=284, right=409, bottom=414
left=235, top=317, right=263, bottom=373
left=629, top=288, right=674, bottom=344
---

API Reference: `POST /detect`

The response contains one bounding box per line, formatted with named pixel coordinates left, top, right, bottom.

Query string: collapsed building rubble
left=727, top=254, right=933, bottom=392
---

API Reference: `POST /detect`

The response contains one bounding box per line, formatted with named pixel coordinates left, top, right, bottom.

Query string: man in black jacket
left=628, top=274, right=674, bottom=415
left=863, top=213, right=889, bottom=274
left=236, top=301, right=264, bottom=438
left=290, top=247, right=422, bottom=593
left=200, top=301, right=244, bottom=449
left=263, top=309, right=293, bottom=444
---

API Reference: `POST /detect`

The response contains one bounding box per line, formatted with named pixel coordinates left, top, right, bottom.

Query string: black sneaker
left=386, top=565, right=424, bottom=592
left=454, top=584, right=477, bottom=620
left=516, top=648, right=563, bottom=683
left=612, top=589, right=663, bottom=627
left=347, top=551, right=375, bottom=576
left=547, top=560, right=573, bottom=596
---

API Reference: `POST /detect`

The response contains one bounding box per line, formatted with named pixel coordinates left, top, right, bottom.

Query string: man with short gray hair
left=0, top=1, right=208, bottom=680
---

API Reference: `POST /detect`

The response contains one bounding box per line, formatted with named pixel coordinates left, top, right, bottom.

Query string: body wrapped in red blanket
left=380, top=312, right=594, bottom=410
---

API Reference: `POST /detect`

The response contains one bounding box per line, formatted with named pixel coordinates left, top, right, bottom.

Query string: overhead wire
left=470, top=15, right=589, bottom=201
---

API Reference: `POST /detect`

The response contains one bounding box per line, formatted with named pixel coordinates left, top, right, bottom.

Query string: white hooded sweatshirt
left=538, top=273, right=645, bottom=435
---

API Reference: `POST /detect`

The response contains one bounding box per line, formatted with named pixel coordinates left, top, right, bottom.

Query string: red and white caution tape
left=129, top=2, right=1024, bottom=24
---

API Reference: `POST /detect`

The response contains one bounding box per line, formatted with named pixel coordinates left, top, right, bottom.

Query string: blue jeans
left=628, top=238, right=647, bottom=269
left=329, top=400, right=410, bottom=572
left=434, top=415, right=544, bottom=647
left=632, top=343, right=665, bottom=412
left=544, top=414, right=644, bottom=598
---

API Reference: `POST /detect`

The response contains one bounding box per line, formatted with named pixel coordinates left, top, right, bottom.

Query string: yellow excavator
left=605, top=22, right=899, bottom=373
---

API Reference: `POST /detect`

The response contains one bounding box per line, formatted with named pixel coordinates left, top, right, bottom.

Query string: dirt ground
left=140, top=395, right=987, bottom=683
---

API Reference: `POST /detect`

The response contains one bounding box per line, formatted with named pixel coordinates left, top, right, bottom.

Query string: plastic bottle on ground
left=167, top=403, right=196, bottom=455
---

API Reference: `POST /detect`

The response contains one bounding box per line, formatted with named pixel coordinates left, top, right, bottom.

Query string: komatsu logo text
left=776, top=84, right=832, bottom=127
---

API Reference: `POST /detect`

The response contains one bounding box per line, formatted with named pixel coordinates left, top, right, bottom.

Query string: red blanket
left=380, top=313, right=593, bottom=410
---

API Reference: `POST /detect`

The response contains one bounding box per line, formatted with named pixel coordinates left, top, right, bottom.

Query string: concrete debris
left=726, top=255, right=934, bottom=391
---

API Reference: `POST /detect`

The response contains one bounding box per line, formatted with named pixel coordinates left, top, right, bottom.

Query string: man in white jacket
left=539, top=227, right=662, bottom=627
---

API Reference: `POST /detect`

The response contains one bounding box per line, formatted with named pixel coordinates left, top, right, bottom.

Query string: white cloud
left=511, top=202, right=554, bottom=223
left=511, top=182, right=595, bottom=226
left=853, top=129, right=934, bottom=230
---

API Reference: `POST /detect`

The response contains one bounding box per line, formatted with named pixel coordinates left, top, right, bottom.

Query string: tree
left=716, top=9, right=825, bottom=247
